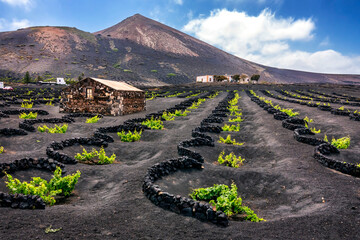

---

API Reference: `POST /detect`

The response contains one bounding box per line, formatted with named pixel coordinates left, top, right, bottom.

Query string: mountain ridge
left=0, top=13, right=359, bottom=86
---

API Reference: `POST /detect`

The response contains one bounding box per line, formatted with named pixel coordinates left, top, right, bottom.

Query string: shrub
left=167, top=73, right=176, bottom=77
left=190, top=183, right=263, bottom=221
left=141, top=117, right=164, bottom=130
left=19, top=112, right=38, bottom=119
left=46, top=101, right=53, bottom=106
left=151, top=70, right=158, bottom=73
left=74, top=147, right=116, bottom=164
left=331, top=136, right=351, bottom=149
left=222, top=123, right=240, bottom=132
left=123, top=69, right=132, bottom=73
left=218, top=135, right=244, bottom=145
left=86, top=115, right=101, bottom=123
left=162, top=112, right=175, bottom=121
left=5, top=167, right=80, bottom=206
left=218, top=151, right=245, bottom=168
left=21, top=102, right=33, bottom=108
left=38, top=124, right=68, bottom=133
left=117, top=130, right=142, bottom=142
left=0, top=146, right=3, bottom=153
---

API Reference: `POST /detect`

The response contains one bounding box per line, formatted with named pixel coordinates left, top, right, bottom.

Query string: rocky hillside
left=0, top=14, right=359, bottom=86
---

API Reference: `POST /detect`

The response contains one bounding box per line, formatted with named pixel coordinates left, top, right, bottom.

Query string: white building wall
left=57, top=78, right=66, bottom=85
left=196, top=75, right=214, bottom=83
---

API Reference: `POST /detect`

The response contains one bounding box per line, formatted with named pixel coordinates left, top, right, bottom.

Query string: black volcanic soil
left=0, top=84, right=359, bottom=239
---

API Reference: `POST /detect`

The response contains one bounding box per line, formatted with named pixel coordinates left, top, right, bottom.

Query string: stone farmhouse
left=60, top=77, right=145, bottom=116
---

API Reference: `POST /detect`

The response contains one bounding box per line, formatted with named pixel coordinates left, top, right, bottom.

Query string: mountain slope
left=0, top=14, right=359, bottom=86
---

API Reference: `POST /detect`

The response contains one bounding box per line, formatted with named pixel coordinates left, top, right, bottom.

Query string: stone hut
left=60, top=77, right=145, bottom=116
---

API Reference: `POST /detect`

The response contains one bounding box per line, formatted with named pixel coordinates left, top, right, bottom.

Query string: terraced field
left=0, top=84, right=359, bottom=239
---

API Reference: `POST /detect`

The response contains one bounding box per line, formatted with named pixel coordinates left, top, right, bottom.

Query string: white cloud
left=183, top=8, right=360, bottom=74
left=0, top=18, right=31, bottom=31
left=187, top=10, right=193, bottom=20
left=172, top=0, right=183, bottom=5
left=0, top=0, right=33, bottom=8
left=319, top=36, right=330, bottom=47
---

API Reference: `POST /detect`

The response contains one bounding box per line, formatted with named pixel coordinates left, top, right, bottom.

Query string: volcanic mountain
left=0, top=14, right=359, bottom=86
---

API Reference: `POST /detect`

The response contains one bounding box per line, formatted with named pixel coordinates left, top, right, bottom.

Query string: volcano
left=0, top=14, right=359, bottom=86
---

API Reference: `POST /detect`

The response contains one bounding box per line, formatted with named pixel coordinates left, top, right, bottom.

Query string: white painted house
left=57, top=78, right=66, bottom=85
left=196, top=75, right=214, bottom=83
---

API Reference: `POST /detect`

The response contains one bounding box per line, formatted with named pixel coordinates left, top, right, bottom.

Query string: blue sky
left=1, top=0, right=360, bottom=74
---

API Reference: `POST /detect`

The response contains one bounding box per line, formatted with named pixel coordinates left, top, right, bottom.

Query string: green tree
left=78, top=72, right=85, bottom=81
left=214, top=75, right=228, bottom=82
left=232, top=74, right=240, bottom=81
left=251, top=74, right=260, bottom=81
left=35, top=75, right=43, bottom=82
left=23, top=71, right=31, bottom=83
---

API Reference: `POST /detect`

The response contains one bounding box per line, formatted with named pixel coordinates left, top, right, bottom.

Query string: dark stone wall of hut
left=59, top=78, right=146, bottom=116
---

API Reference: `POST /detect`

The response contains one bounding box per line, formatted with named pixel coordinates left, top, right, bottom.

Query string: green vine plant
left=38, top=124, right=68, bottom=133
left=188, top=98, right=206, bottom=109
left=185, top=92, right=201, bottom=98
left=229, top=116, right=244, bottom=123
left=165, top=91, right=185, bottom=98
left=218, top=135, right=244, bottom=145
left=222, top=123, right=240, bottom=132
left=329, top=136, right=351, bottom=149
left=45, top=225, right=62, bottom=234
left=86, top=115, right=101, bottom=123
left=230, top=111, right=243, bottom=116
left=74, top=147, right=116, bottom=164
left=5, top=167, right=81, bottom=206
left=161, top=112, right=175, bottom=121
left=273, top=105, right=299, bottom=117
left=208, top=91, right=220, bottom=99
left=146, top=93, right=159, bottom=100
left=21, top=102, right=33, bottom=108
left=117, top=130, right=142, bottom=142
left=19, top=112, right=38, bottom=119
left=141, top=117, right=164, bottom=130
left=189, top=183, right=264, bottom=222
left=218, top=151, right=245, bottom=168
left=172, top=109, right=190, bottom=117
left=303, top=116, right=321, bottom=134
left=228, top=105, right=240, bottom=115
left=249, top=90, right=299, bottom=117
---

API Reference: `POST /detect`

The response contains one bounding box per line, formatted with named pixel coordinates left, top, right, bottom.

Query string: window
left=86, top=88, right=93, bottom=99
